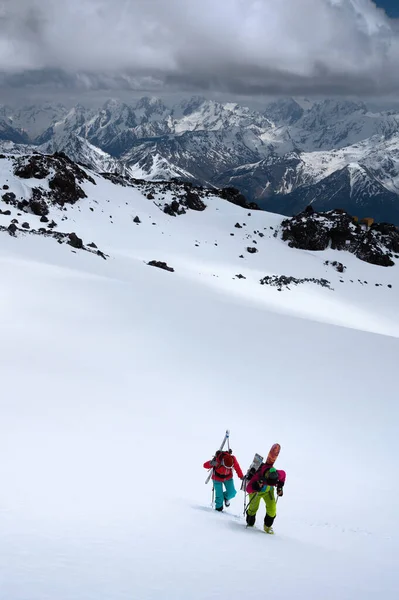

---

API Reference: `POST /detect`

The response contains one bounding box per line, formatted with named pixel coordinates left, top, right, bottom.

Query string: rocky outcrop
left=0, top=221, right=107, bottom=259
left=185, top=191, right=206, bottom=211
left=163, top=190, right=206, bottom=216
left=48, top=170, right=86, bottom=205
left=67, top=232, right=84, bottom=249
left=30, top=188, right=49, bottom=216
left=13, top=152, right=95, bottom=207
left=2, top=192, right=17, bottom=204
left=324, top=260, right=346, bottom=273
left=164, top=200, right=186, bottom=216
left=1, top=187, right=50, bottom=217
left=260, top=274, right=332, bottom=291
left=147, top=260, right=175, bottom=272
left=101, top=171, right=259, bottom=216
left=219, top=187, right=259, bottom=210
left=281, top=206, right=399, bottom=267
left=14, top=155, right=48, bottom=179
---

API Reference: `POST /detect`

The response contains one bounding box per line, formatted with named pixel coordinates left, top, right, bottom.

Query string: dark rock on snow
left=29, top=188, right=49, bottom=216
left=185, top=191, right=206, bottom=211
left=219, top=187, right=259, bottom=210
left=1, top=219, right=107, bottom=260
left=2, top=192, right=16, bottom=204
left=148, top=260, right=175, bottom=272
left=281, top=206, right=399, bottom=267
left=67, top=232, right=84, bottom=249
left=164, top=200, right=186, bottom=216
left=163, top=190, right=205, bottom=216
left=324, top=260, right=346, bottom=273
left=13, top=152, right=95, bottom=206
left=260, top=274, right=332, bottom=291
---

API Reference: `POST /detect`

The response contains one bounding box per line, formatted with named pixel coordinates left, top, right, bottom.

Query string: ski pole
left=205, top=466, right=215, bottom=485
left=244, top=492, right=258, bottom=515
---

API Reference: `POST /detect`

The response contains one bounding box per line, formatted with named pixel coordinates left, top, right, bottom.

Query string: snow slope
left=0, top=161, right=398, bottom=600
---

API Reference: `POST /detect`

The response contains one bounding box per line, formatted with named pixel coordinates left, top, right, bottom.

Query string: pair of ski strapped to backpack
left=205, top=429, right=231, bottom=485
left=205, top=430, right=281, bottom=514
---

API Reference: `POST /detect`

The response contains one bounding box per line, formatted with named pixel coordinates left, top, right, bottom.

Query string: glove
left=277, top=487, right=283, bottom=497
left=252, top=480, right=264, bottom=492
left=210, top=459, right=218, bottom=467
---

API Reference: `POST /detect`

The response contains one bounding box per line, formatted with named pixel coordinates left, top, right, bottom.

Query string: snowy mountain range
left=2, top=96, right=399, bottom=223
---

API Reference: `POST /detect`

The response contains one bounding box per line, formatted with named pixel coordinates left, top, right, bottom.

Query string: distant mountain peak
left=264, top=98, right=304, bottom=126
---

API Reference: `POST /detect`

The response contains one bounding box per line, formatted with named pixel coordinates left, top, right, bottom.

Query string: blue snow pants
left=213, top=478, right=237, bottom=509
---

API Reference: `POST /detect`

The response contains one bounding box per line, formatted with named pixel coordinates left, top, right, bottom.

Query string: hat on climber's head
left=265, top=467, right=279, bottom=485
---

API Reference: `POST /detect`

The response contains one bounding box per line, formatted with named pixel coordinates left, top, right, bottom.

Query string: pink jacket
left=246, top=464, right=286, bottom=494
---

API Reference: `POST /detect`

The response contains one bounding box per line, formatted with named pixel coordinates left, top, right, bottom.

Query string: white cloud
left=0, top=0, right=398, bottom=94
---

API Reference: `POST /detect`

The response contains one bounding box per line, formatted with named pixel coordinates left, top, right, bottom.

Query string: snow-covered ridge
left=0, top=150, right=397, bottom=273
left=0, top=151, right=258, bottom=235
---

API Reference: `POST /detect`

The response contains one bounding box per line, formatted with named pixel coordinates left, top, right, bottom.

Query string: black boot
left=215, top=506, right=223, bottom=512
left=246, top=512, right=256, bottom=527
left=264, top=514, right=275, bottom=527
left=263, top=514, right=275, bottom=533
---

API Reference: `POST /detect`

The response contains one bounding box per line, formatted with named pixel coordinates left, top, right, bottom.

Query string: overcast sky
left=0, top=0, right=399, bottom=104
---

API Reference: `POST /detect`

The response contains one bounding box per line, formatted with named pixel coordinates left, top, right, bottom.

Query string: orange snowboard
left=265, top=443, right=280, bottom=467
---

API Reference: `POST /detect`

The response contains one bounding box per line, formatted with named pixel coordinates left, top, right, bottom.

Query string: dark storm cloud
left=165, top=63, right=399, bottom=96
left=0, top=0, right=399, bottom=96
left=0, top=69, right=164, bottom=92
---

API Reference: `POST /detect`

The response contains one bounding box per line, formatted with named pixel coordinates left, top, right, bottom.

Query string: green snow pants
left=246, top=488, right=277, bottom=519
